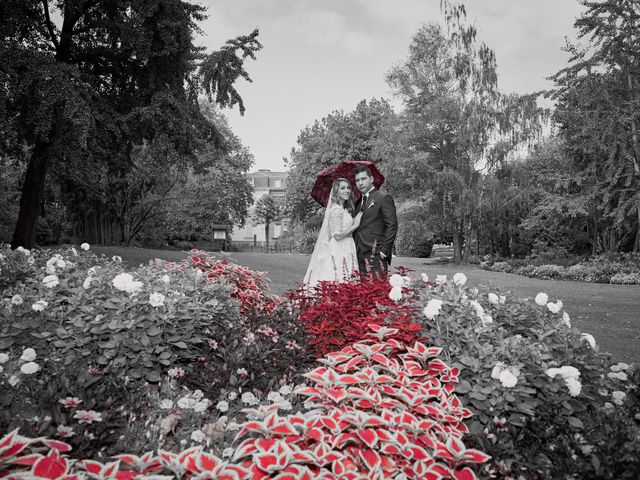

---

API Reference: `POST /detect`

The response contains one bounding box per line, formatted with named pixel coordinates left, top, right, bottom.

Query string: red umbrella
left=310, top=160, right=385, bottom=207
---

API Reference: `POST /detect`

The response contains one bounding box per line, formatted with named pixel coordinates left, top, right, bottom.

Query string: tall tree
left=1, top=0, right=261, bottom=249
left=252, top=194, right=282, bottom=249
left=550, top=0, right=640, bottom=251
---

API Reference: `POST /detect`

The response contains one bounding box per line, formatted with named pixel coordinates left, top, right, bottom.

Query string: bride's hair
left=330, top=178, right=355, bottom=212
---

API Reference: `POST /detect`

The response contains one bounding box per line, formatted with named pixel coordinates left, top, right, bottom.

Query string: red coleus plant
left=157, top=249, right=281, bottom=316
left=0, top=325, right=489, bottom=479
left=232, top=323, right=489, bottom=479
left=288, top=268, right=425, bottom=357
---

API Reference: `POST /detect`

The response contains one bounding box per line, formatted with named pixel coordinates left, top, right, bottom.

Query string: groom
left=353, top=165, right=398, bottom=277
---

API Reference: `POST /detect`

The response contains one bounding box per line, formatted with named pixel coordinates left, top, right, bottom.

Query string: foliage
left=481, top=252, right=640, bottom=284
left=286, top=270, right=424, bottom=357
left=252, top=195, right=283, bottom=246
left=0, top=325, right=491, bottom=480
left=402, top=273, right=640, bottom=478
left=394, top=203, right=435, bottom=257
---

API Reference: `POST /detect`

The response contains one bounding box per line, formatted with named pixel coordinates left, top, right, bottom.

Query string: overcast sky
left=196, top=0, right=584, bottom=172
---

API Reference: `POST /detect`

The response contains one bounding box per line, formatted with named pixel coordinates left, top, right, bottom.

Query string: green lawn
left=93, top=246, right=640, bottom=364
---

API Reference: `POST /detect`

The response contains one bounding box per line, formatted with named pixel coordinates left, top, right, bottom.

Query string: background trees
left=1, top=0, right=260, bottom=248
left=252, top=195, right=283, bottom=249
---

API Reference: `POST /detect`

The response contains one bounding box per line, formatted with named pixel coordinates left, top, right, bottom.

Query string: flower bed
left=1, top=245, right=639, bottom=479
left=480, top=253, right=640, bottom=284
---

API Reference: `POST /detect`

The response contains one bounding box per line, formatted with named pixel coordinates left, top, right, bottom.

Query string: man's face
left=355, top=171, right=373, bottom=193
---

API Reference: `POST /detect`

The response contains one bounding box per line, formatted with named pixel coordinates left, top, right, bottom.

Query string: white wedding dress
left=303, top=202, right=359, bottom=287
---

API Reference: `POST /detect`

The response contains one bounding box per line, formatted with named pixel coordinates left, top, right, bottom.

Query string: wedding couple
left=303, top=165, right=398, bottom=286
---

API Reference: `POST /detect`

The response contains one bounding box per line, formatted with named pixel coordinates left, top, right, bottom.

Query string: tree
left=252, top=195, right=282, bottom=249
left=549, top=0, right=640, bottom=252
left=385, top=2, right=543, bottom=262
left=1, top=0, right=262, bottom=249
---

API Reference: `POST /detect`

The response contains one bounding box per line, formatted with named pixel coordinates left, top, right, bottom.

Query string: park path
left=94, top=247, right=640, bottom=364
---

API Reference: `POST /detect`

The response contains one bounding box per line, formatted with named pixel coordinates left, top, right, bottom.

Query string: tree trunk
left=452, top=219, right=463, bottom=263
left=264, top=222, right=270, bottom=249
left=10, top=139, right=51, bottom=249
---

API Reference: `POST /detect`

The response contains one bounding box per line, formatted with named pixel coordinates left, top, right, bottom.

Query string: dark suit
left=353, top=188, right=398, bottom=276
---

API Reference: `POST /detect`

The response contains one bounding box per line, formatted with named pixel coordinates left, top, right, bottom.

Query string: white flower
left=237, top=368, right=248, bottom=377
left=267, top=391, right=284, bottom=403
left=278, top=385, right=293, bottom=396
left=160, top=274, right=171, bottom=284
left=80, top=243, right=90, bottom=251
left=452, top=272, right=467, bottom=286
left=580, top=333, right=596, bottom=349
left=612, top=391, right=626, bottom=405
left=421, top=273, right=429, bottom=282
left=20, top=362, right=40, bottom=374
left=193, top=399, right=210, bottom=413
left=149, top=292, right=165, bottom=307
left=610, top=362, right=629, bottom=372
left=20, top=348, right=37, bottom=362
left=31, top=300, right=48, bottom=312
left=499, top=295, right=506, bottom=304
left=241, top=392, right=259, bottom=406
left=565, top=377, right=582, bottom=397
left=423, top=298, right=443, bottom=320
left=222, top=447, right=234, bottom=458
left=70, top=247, right=78, bottom=256
left=435, top=274, right=447, bottom=285
left=388, top=286, right=403, bottom=302
left=73, top=410, right=102, bottom=424
left=56, top=425, right=75, bottom=438
left=0, top=353, right=9, bottom=364
left=159, top=399, right=173, bottom=410
left=177, top=396, right=197, bottom=409
left=216, top=400, right=229, bottom=412
left=534, top=292, right=548, bottom=306
left=487, top=293, right=499, bottom=304
left=112, top=255, right=123, bottom=263
left=226, top=421, right=239, bottom=432
left=192, top=389, right=204, bottom=400
left=389, top=274, right=404, bottom=288
left=0, top=366, right=3, bottom=374
left=112, top=273, right=143, bottom=294
left=42, top=275, right=59, bottom=289
left=491, top=362, right=506, bottom=380
left=16, top=246, right=31, bottom=255
left=561, top=311, right=571, bottom=328
left=83, top=277, right=93, bottom=289
left=275, top=400, right=292, bottom=411
left=168, top=367, right=185, bottom=378
left=11, top=295, right=23, bottom=305
left=499, top=369, right=518, bottom=388
left=607, top=371, right=628, bottom=381
left=88, top=266, right=100, bottom=275
left=190, top=430, right=206, bottom=443
left=56, top=259, right=67, bottom=269
left=470, top=300, right=485, bottom=320
left=9, top=375, right=19, bottom=386
left=228, top=391, right=238, bottom=401
left=547, top=300, right=563, bottom=314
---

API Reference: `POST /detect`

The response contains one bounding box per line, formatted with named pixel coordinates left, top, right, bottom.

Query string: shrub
left=404, top=274, right=640, bottom=479
left=286, top=269, right=425, bottom=357
left=610, top=272, right=640, bottom=284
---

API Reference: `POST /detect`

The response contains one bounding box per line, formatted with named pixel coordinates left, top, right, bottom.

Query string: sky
left=195, top=0, right=585, bottom=172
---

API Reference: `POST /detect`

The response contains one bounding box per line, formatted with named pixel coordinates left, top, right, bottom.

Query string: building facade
left=230, top=169, right=288, bottom=244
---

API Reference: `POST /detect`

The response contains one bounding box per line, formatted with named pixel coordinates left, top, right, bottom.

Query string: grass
left=92, top=246, right=640, bottom=364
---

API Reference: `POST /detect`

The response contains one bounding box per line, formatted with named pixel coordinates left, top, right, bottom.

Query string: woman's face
left=337, top=181, right=352, bottom=201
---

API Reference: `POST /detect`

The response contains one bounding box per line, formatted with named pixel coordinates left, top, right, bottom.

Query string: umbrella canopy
left=310, top=160, right=385, bottom=207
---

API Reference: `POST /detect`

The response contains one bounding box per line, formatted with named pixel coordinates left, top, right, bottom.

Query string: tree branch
left=41, top=0, right=59, bottom=50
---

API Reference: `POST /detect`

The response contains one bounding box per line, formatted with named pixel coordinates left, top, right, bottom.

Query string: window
left=274, top=178, right=282, bottom=188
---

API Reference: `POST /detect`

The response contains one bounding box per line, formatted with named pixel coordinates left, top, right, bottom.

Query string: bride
left=303, top=178, right=363, bottom=287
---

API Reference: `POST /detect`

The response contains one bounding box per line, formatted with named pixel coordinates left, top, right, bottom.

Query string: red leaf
left=40, top=439, right=72, bottom=453
left=462, top=449, right=491, bottom=464
left=454, top=467, right=477, bottom=480
left=358, top=448, right=381, bottom=471
left=355, top=429, right=378, bottom=448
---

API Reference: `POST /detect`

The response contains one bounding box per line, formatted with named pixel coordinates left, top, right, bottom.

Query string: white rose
left=193, top=399, right=210, bottom=413
left=0, top=353, right=10, bottom=364
left=487, top=293, right=500, bottom=304
left=547, top=300, right=562, bottom=314
left=177, top=396, right=197, bottom=409
left=612, top=391, right=626, bottom=405
left=112, top=255, right=122, bottom=263
left=423, top=298, right=443, bottom=320
left=565, top=377, right=582, bottom=397
left=421, top=273, right=429, bottom=282
left=190, top=430, right=206, bottom=443
left=42, top=275, right=59, bottom=289
left=112, top=273, right=143, bottom=294
left=388, top=286, right=403, bottom=302
left=56, top=259, right=67, bottom=269
left=435, top=274, right=447, bottom=285
left=159, top=399, right=173, bottom=410
left=499, top=295, right=506, bottom=304
left=491, top=362, right=505, bottom=380
left=70, top=247, right=78, bottom=256
left=31, top=300, right=48, bottom=312
left=20, top=362, right=40, bottom=374
left=160, top=274, right=171, bottom=284
left=11, top=295, right=23, bottom=305
left=80, top=243, right=90, bottom=251
left=389, top=274, right=404, bottom=288
left=499, top=369, right=518, bottom=388
left=561, top=311, right=571, bottom=328
left=149, top=292, right=165, bottom=307
left=534, top=292, right=548, bottom=306
left=83, top=277, right=93, bottom=290
left=580, top=333, right=596, bottom=349
left=216, top=400, right=229, bottom=412
left=452, top=272, right=467, bottom=286
left=20, top=348, right=37, bottom=362
left=222, top=447, right=234, bottom=458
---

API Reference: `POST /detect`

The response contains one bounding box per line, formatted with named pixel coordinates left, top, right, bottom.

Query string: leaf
left=172, top=341, right=188, bottom=349
left=0, top=338, right=14, bottom=349
left=146, top=370, right=162, bottom=383
left=567, top=416, right=584, bottom=429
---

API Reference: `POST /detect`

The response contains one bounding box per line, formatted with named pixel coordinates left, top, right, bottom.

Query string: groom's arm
left=380, top=194, right=398, bottom=258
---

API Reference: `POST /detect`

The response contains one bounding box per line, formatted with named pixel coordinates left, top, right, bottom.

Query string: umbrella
left=310, top=160, right=385, bottom=207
